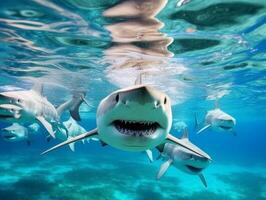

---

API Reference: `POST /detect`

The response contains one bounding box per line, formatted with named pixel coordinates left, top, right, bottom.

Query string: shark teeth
left=113, top=120, right=159, bottom=136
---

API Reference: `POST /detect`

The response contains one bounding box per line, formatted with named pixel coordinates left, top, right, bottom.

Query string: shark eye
left=17, top=99, right=21, bottom=103
left=115, top=94, right=119, bottom=103
left=164, top=97, right=167, bottom=104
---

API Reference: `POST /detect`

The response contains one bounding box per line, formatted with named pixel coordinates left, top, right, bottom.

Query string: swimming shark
left=42, top=84, right=209, bottom=158
left=54, top=117, right=96, bottom=151
left=1, top=123, right=39, bottom=145
left=196, top=104, right=236, bottom=135
left=156, top=128, right=211, bottom=187
left=0, top=84, right=88, bottom=138
left=173, top=119, right=188, bottom=132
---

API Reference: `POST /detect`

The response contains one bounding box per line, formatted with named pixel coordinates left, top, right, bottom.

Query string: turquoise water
left=0, top=0, right=266, bottom=199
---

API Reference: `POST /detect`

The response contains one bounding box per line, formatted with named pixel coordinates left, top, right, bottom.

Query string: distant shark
left=196, top=102, right=236, bottom=135
left=156, top=128, right=211, bottom=187
left=54, top=117, right=96, bottom=152
left=0, top=84, right=88, bottom=139
left=42, top=84, right=209, bottom=158
left=1, top=123, right=39, bottom=145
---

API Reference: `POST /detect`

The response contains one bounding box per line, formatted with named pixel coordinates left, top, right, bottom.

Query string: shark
left=1, top=123, right=39, bottom=145
left=196, top=104, right=236, bottom=135
left=42, top=84, right=209, bottom=158
left=54, top=116, right=96, bottom=152
left=0, top=84, right=88, bottom=139
left=156, top=128, right=211, bottom=187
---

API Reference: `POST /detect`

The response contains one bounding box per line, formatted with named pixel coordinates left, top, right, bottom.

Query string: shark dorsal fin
left=32, top=83, right=43, bottom=95
left=181, top=127, right=189, bottom=139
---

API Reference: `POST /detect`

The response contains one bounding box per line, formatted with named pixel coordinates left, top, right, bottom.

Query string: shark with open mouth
left=42, top=84, right=209, bottom=158
left=156, top=128, right=211, bottom=187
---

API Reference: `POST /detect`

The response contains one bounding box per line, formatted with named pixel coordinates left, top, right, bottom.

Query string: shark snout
left=117, top=86, right=168, bottom=109
left=0, top=104, right=22, bottom=119
left=218, top=118, right=235, bottom=129
left=1, top=128, right=16, bottom=139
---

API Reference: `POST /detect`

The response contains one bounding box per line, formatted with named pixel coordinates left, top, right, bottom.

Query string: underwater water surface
left=0, top=0, right=266, bottom=200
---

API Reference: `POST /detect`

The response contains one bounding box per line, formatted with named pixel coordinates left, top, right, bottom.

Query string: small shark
left=42, top=84, right=209, bottom=158
left=55, top=117, right=95, bottom=152
left=196, top=104, right=236, bottom=135
left=0, top=84, right=88, bottom=138
left=173, top=119, right=188, bottom=132
left=1, top=123, right=33, bottom=145
left=156, top=128, right=211, bottom=187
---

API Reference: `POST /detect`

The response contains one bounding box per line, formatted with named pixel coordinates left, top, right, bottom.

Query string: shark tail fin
left=57, top=92, right=90, bottom=121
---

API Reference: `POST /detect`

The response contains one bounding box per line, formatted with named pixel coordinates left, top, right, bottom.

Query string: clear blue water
left=0, top=0, right=266, bottom=199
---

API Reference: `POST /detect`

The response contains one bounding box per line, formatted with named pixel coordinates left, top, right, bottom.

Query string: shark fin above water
left=145, top=149, right=153, bottom=163
left=196, top=124, right=211, bottom=134
left=199, top=173, right=207, bottom=188
left=41, top=128, right=98, bottom=155
left=36, top=116, right=55, bottom=138
left=157, top=159, right=173, bottom=179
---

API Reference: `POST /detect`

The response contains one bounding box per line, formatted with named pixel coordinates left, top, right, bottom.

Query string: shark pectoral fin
left=145, top=149, right=153, bottom=163
left=199, top=173, right=207, bottom=188
left=41, top=128, right=98, bottom=155
left=157, top=159, right=173, bottom=180
left=36, top=116, right=55, bottom=138
left=197, top=124, right=211, bottom=134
